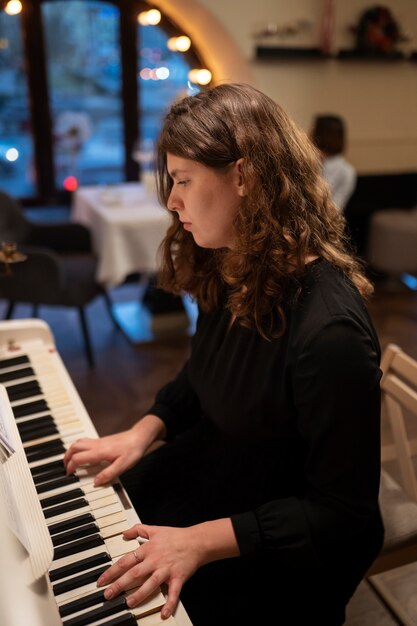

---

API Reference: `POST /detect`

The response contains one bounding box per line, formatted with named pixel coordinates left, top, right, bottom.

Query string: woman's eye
left=177, top=180, right=189, bottom=186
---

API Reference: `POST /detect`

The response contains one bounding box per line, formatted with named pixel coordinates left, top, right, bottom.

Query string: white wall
left=154, top=0, right=417, bottom=174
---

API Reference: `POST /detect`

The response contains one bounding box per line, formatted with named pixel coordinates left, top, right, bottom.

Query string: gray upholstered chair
left=366, top=343, right=417, bottom=625
left=0, top=190, right=120, bottom=367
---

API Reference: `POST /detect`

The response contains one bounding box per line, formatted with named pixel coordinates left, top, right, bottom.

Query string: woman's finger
left=65, top=449, right=103, bottom=474
left=125, top=568, right=169, bottom=608
left=63, top=438, right=94, bottom=465
left=103, top=559, right=152, bottom=601
left=123, top=523, right=150, bottom=541
left=97, top=550, right=139, bottom=588
left=93, top=456, right=131, bottom=486
left=161, top=577, right=183, bottom=619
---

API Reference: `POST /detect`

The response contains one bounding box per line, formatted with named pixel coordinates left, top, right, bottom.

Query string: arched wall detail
left=149, top=0, right=255, bottom=85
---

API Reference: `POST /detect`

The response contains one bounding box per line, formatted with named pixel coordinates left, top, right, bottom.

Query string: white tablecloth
left=71, top=183, right=171, bottom=287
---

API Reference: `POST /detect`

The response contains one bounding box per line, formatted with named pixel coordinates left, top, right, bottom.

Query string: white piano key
left=105, top=534, right=138, bottom=558
left=127, top=589, right=166, bottom=619
left=93, top=501, right=124, bottom=519
left=100, top=520, right=130, bottom=540
left=96, top=511, right=127, bottom=530
left=140, top=614, right=178, bottom=626
left=90, top=493, right=120, bottom=510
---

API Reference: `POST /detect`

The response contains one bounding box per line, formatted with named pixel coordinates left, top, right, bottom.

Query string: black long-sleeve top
left=147, top=258, right=383, bottom=574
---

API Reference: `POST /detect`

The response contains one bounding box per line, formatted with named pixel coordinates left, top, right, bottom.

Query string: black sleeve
left=146, top=360, right=202, bottom=440
left=231, top=318, right=382, bottom=570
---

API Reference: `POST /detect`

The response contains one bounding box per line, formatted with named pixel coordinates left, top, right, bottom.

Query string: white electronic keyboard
left=0, top=319, right=192, bottom=626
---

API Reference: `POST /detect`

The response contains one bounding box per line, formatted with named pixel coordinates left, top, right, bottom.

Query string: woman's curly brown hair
left=156, top=82, right=372, bottom=339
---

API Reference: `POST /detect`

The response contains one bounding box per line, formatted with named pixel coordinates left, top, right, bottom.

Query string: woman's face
left=166, top=154, right=245, bottom=249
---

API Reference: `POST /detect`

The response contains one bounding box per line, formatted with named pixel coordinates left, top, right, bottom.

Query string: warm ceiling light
left=167, top=35, right=191, bottom=52
left=155, top=66, right=169, bottom=80
left=4, top=0, right=23, bottom=15
left=188, top=68, right=212, bottom=85
left=138, top=11, right=149, bottom=25
left=138, top=9, right=161, bottom=26
left=176, top=36, right=191, bottom=51
left=147, top=9, right=161, bottom=25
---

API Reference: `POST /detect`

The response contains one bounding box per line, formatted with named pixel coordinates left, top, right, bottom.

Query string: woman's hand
left=64, top=414, right=166, bottom=485
left=63, top=429, right=145, bottom=485
left=97, top=523, right=202, bottom=620
left=96, top=518, right=240, bottom=619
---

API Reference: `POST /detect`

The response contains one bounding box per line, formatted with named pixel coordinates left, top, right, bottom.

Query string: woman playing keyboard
left=65, top=83, right=383, bottom=626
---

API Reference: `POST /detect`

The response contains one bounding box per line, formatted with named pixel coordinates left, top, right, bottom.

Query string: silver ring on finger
left=133, top=549, right=141, bottom=563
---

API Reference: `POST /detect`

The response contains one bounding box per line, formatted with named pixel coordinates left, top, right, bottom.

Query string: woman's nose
left=167, top=189, right=182, bottom=212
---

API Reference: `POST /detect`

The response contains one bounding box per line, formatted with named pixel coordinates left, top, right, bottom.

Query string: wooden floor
left=1, top=275, right=417, bottom=625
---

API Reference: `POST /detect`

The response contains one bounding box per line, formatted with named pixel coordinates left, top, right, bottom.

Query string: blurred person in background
left=311, top=114, right=357, bottom=211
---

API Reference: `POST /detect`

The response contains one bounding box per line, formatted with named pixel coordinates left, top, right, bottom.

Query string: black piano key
left=52, top=522, right=99, bottom=547
left=20, top=423, right=59, bottom=443
left=49, top=551, right=111, bottom=582
left=25, top=441, right=66, bottom=462
left=62, top=596, right=127, bottom=626
left=13, top=398, right=49, bottom=418
left=6, top=380, right=42, bottom=402
left=59, top=589, right=106, bottom=618
left=31, top=459, right=66, bottom=477
left=43, top=497, right=88, bottom=519
left=53, top=533, right=105, bottom=560
left=52, top=564, right=108, bottom=596
left=26, top=438, right=64, bottom=455
left=26, top=447, right=66, bottom=464
left=48, top=513, right=95, bottom=536
left=0, top=354, right=29, bottom=369
left=36, top=474, right=79, bottom=495
left=32, top=462, right=67, bottom=484
left=41, top=488, right=85, bottom=509
left=34, top=468, right=68, bottom=485
left=98, top=613, right=137, bottom=626
left=0, top=366, right=34, bottom=382
left=18, top=414, right=55, bottom=432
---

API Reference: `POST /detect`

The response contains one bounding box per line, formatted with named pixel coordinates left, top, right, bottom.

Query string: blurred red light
left=63, top=176, right=78, bottom=191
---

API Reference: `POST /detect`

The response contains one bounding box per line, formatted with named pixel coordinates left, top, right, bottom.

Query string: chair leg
left=101, top=290, right=124, bottom=334
left=100, top=289, right=135, bottom=346
left=366, top=577, right=412, bottom=625
left=78, top=307, right=95, bottom=369
left=4, top=301, right=15, bottom=320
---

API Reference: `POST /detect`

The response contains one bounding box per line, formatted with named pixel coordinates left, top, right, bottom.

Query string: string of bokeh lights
left=138, top=8, right=212, bottom=85
left=0, top=2, right=212, bottom=191
left=2, top=3, right=212, bottom=86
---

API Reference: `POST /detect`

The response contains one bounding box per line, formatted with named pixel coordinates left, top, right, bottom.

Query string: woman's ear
left=235, top=158, right=247, bottom=197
